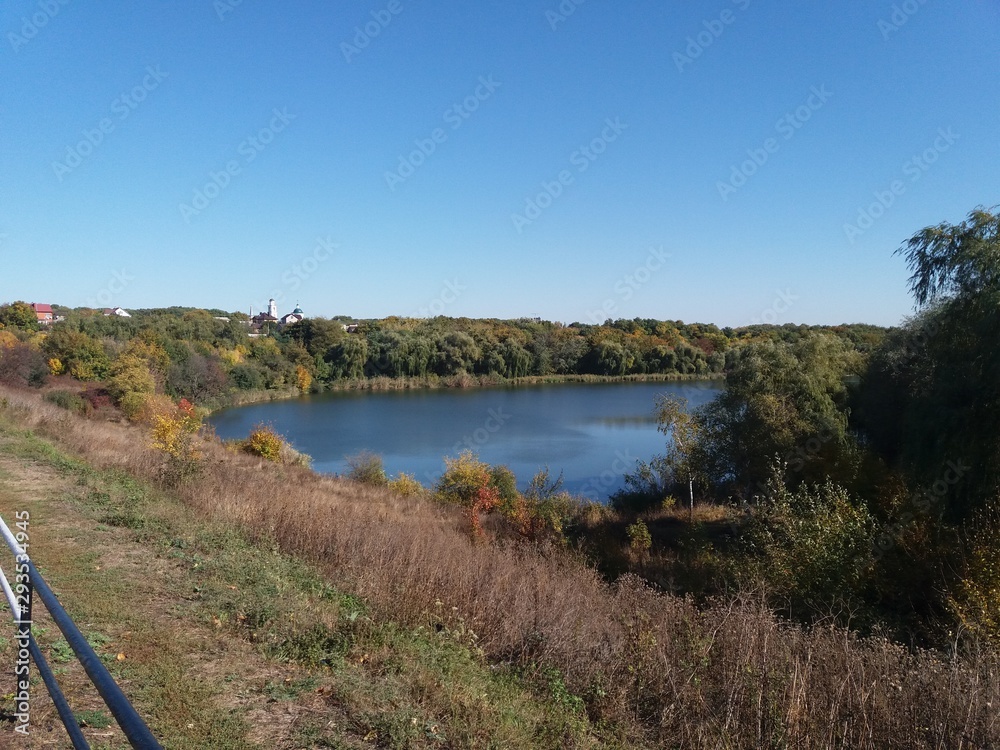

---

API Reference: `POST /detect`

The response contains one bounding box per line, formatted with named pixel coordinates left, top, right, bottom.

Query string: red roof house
left=30, top=303, right=54, bottom=324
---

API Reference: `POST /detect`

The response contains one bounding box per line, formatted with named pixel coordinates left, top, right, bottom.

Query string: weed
left=76, top=709, right=113, bottom=728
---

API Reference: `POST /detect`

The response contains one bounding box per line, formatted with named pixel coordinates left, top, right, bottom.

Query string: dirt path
left=0, top=431, right=324, bottom=749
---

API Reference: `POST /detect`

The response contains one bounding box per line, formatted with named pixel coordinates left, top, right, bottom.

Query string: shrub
left=106, top=354, right=156, bottom=404
left=119, top=391, right=150, bottom=421
left=150, top=398, right=204, bottom=484
left=230, top=363, right=265, bottom=391
left=740, top=471, right=876, bottom=617
left=950, top=511, right=1000, bottom=647
left=387, top=472, right=425, bottom=497
left=241, top=424, right=285, bottom=463
left=627, top=520, right=652, bottom=553
left=345, top=451, right=388, bottom=486
left=489, top=465, right=519, bottom=511
left=436, top=451, right=492, bottom=506
left=503, top=468, right=578, bottom=544
left=0, top=342, right=48, bottom=388
left=80, top=387, right=114, bottom=412
left=43, top=390, right=88, bottom=415
left=436, top=451, right=501, bottom=538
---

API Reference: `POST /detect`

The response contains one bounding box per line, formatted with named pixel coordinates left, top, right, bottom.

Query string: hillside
left=0, top=386, right=996, bottom=749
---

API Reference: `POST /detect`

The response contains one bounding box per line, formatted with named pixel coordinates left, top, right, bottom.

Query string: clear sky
left=2, top=1, right=998, bottom=327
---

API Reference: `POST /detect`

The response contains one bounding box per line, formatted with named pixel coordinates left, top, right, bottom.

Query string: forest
left=0, top=297, right=882, bottom=407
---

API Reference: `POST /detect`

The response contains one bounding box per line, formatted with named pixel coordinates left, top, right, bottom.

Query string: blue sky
left=2, top=1, right=998, bottom=327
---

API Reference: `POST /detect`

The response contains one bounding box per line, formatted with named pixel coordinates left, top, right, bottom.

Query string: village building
left=280, top=304, right=305, bottom=327
left=249, top=298, right=305, bottom=334
left=30, top=303, right=58, bottom=325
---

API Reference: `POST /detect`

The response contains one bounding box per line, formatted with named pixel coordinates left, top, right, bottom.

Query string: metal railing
left=0, top=513, right=162, bottom=749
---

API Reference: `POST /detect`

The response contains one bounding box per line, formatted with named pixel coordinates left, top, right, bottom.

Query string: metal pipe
left=0, top=515, right=162, bottom=749
left=24, top=558, right=162, bottom=749
left=27, top=635, right=91, bottom=749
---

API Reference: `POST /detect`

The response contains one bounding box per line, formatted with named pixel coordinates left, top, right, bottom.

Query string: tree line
left=0, top=301, right=883, bottom=407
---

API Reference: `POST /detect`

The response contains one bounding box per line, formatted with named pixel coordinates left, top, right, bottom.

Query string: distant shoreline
left=208, top=372, right=724, bottom=412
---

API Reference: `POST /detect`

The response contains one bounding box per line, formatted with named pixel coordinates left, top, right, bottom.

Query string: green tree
left=862, top=206, right=1000, bottom=521
left=697, top=335, right=858, bottom=499
left=43, top=328, right=111, bottom=381
left=106, top=353, right=156, bottom=404
left=328, top=336, right=368, bottom=379
left=0, top=301, right=39, bottom=332
left=432, top=332, right=480, bottom=376
left=654, top=394, right=702, bottom=519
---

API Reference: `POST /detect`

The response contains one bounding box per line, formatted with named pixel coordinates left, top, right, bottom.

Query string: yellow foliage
left=69, top=361, right=98, bottom=381
left=241, top=424, right=285, bottom=462
left=129, top=393, right=176, bottom=425
left=436, top=451, right=493, bottom=507
left=150, top=399, right=203, bottom=461
left=388, top=472, right=425, bottom=497
left=122, top=339, right=170, bottom=374
left=219, top=347, right=244, bottom=366
left=295, top=364, right=312, bottom=393
left=47, top=358, right=65, bottom=376
left=0, top=331, right=17, bottom=349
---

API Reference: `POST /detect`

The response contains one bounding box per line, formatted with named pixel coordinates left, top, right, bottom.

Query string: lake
left=208, top=380, right=724, bottom=500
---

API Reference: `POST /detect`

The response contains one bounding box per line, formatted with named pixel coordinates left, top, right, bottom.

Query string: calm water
left=209, top=380, right=723, bottom=500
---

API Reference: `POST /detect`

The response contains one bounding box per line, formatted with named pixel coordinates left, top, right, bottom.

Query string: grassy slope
left=0, top=421, right=614, bottom=749
left=0, top=386, right=996, bottom=749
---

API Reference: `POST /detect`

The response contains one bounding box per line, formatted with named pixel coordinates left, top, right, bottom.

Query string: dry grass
left=2, top=385, right=998, bottom=748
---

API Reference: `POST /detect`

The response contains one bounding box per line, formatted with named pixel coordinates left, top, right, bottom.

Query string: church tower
left=268, top=298, right=277, bottom=318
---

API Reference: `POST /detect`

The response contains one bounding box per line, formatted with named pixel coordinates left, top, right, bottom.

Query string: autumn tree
left=0, top=302, right=39, bottom=332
